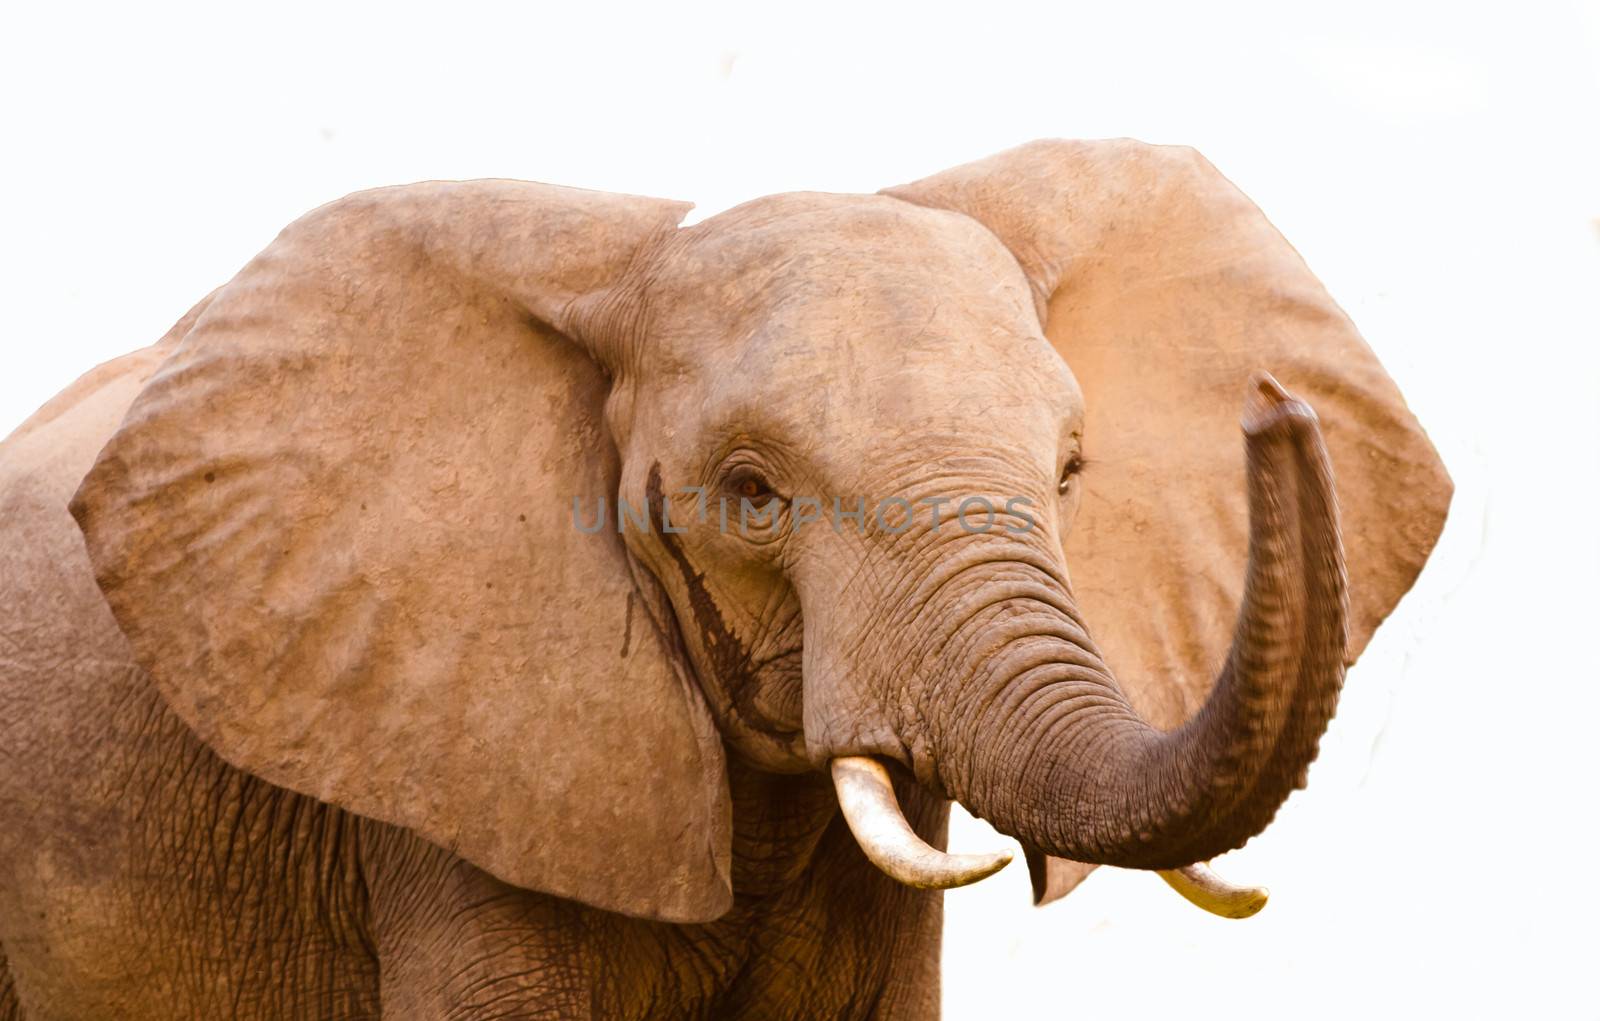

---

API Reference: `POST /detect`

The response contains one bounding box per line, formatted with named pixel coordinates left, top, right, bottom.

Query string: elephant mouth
left=829, top=754, right=1268, bottom=919
left=728, top=650, right=808, bottom=767
left=749, top=648, right=805, bottom=728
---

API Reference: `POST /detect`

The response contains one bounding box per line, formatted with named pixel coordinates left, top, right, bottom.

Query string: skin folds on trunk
left=945, top=377, right=1348, bottom=869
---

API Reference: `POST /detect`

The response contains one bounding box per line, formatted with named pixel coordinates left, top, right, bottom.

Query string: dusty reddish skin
left=0, top=140, right=1450, bottom=1018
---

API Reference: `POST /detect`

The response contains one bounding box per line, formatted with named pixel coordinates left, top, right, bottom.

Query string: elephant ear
left=72, top=181, right=735, bottom=923
left=885, top=139, right=1451, bottom=904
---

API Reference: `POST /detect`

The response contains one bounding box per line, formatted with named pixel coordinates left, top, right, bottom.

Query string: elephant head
left=70, top=140, right=1450, bottom=925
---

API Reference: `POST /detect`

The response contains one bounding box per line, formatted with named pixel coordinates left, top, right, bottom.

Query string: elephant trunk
left=939, top=375, right=1348, bottom=868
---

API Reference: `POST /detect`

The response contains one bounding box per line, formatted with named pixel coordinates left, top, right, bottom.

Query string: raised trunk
left=947, top=376, right=1347, bottom=868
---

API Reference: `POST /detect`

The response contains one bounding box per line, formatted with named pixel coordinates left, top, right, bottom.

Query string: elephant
left=0, top=139, right=1450, bottom=1019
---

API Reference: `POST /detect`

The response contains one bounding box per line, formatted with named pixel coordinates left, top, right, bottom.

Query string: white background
left=3, top=2, right=1597, bottom=1017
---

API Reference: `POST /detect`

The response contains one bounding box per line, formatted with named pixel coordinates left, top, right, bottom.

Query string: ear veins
left=646, top=462, right=765, bottom=731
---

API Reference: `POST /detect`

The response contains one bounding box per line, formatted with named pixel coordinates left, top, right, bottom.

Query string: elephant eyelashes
left=1058, top=455, right=1087, bottom=494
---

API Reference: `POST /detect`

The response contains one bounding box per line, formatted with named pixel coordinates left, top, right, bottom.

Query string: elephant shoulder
left=0, top=300, right=207, bottom=676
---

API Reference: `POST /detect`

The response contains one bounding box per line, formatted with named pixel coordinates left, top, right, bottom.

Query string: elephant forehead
left=639, top=192, right=1064, bottom=397
left=647, top=191, right=1037, bottom=334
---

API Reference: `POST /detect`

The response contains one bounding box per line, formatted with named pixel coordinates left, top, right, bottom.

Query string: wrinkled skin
left=1, top=658, right=942, bottom=1018
left=613, top=194, right=1083, bottom=776
left=0, top=337, right=942, bottom=1018
left=606, top=192, right=1347, bottom=871
left=0, top=140, right=1450, bottom=1018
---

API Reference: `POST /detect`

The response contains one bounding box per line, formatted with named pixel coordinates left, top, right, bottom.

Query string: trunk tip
left=1243, top=370, right=1318, bottom=436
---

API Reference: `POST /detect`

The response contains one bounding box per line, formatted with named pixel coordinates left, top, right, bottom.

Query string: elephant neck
left=723, top=754, right=953, bottom=900
left=725, top=755, right=840, bottom=896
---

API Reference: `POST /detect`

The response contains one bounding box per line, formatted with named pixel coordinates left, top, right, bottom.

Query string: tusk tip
left=927, top=848, right=1013, bottom=890
left=884, top=847, right=1014, bottom=890
left=1158, top=864, right=1269, bottom=919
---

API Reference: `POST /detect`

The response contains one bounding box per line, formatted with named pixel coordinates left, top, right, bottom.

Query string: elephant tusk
left=1157, top=863, right=1269, bottom=919
left=830, top=756, right=1012, bottom=889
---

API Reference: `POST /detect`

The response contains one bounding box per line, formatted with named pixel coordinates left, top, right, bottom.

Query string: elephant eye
left=1058, top=454, right=1087, bottom=494
left=725, top=465, right=777, bottom=502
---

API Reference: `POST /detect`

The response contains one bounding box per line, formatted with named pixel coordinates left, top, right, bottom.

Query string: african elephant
left=0, top=139, right=1450, bottom=1019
